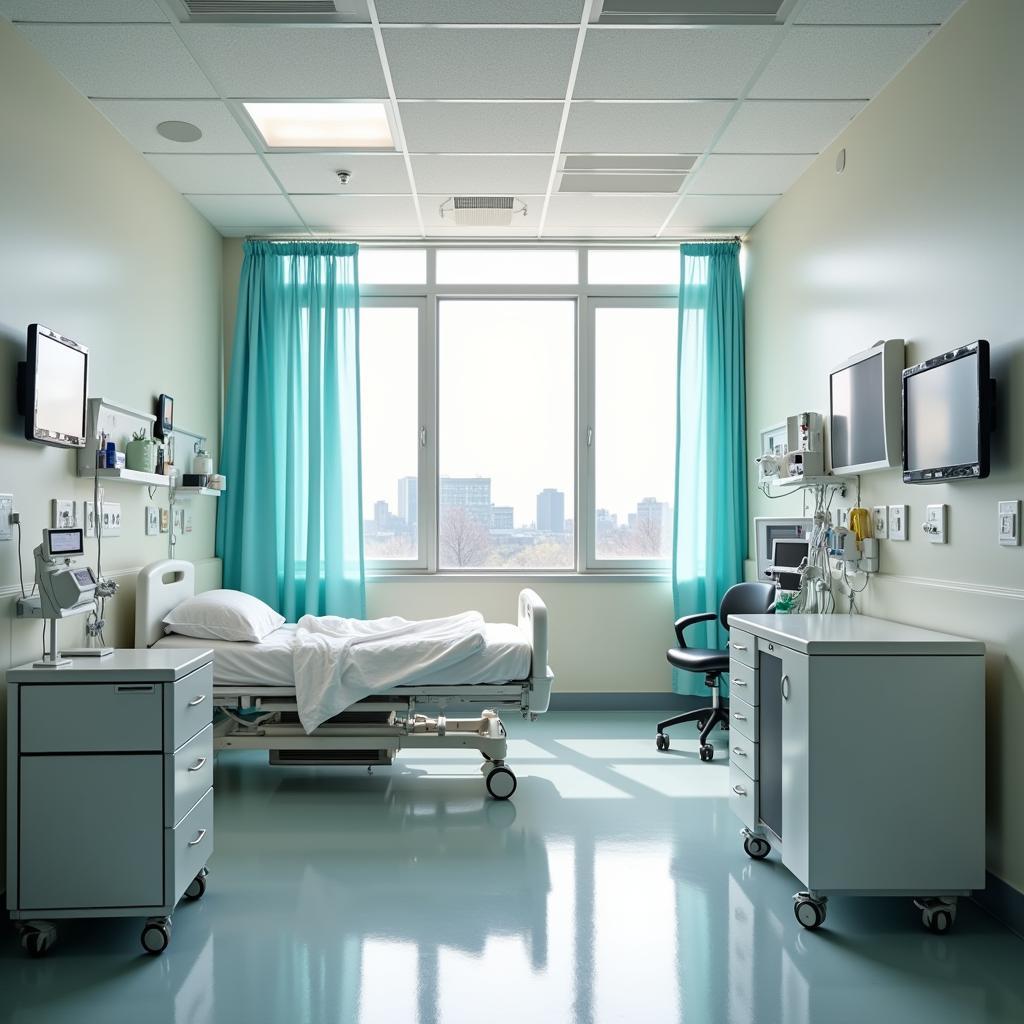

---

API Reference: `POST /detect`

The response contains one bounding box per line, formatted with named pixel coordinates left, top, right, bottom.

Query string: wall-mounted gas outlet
left=50, top=498, right=77, bottom=529
left=82, top=501, right=96, bottom=538
left=872, top=506, right=888, bottom=539
left=145, top=505, right=160, bottom=536
left=101, top=501, right=122, bottom=537
left=923, top=503, right=947, bottom=544
left=0, top=494, right=13, bottom=541
left=998, top=500, right=1020, bottom=546
left=888, top=504, right=908, bottom=541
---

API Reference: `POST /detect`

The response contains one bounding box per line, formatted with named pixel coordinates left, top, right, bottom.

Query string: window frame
left=359, top=246, right=679, bottom=577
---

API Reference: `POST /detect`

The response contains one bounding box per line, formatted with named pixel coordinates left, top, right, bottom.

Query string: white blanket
left=292, top=611, right=487, bottom=733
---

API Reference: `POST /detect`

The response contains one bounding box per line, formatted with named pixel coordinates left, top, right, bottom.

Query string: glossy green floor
left=2, top=712, right=1023, bottom=1024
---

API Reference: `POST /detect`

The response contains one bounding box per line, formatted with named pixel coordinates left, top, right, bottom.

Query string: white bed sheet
left=155, top=621, right=532, bottom=688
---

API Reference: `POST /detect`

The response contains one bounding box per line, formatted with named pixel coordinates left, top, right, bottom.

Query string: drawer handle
left=782, top=675, right=790, bottom=700
left=731, top=643, right=748, bottom=651
left=188, top=756, right=207, bottom=772
left=732, top=784, right=747, bottom=797
left=732, top=712, right=747, bottom=721
left=732, top=747, right=747, bottom=757
left=187, top=828, right=207, bottom=847
left=116, top=684, right=154, bottom=693
left=188, top=694, right=207, bottom=707
left=733, top=678, right=747, bottom=686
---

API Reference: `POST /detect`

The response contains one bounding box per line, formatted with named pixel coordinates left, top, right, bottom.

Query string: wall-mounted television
left=18, top=324, right=89, bottom=448
left=902, top=340, right=995, bottom=483
left=828, top=338, right=904, bottom=475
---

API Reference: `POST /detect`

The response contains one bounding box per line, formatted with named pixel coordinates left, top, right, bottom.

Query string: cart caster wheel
left=20, top=922, right=57, bottom=958
left=184, top=869, right=208, bottom=901
left=699, top=743, right=714, bottom=762
left=743, top=835, right=771, bottom=860
left=485, top=765, right=517, bottom=800
left=141, top=921, right=171, bottom=955
left=923, top=908, right=953, bottom=934
left=794, top=895, right=827, bottom=930
left=656, top=733, right=669, bottom=751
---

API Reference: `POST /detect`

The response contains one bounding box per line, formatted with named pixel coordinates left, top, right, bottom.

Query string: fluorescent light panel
left=244, top=102, right=394, bottom=149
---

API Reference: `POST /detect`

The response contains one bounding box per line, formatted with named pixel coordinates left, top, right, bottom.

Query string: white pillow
left=163, top=589, right=285, bottom=643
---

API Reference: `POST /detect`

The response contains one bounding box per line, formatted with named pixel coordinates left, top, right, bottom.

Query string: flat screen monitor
left=902, top=340, right=993, bottom=482
left=771, top=538, right=808, bottom=592
left=828, top=339, right=904, bottom=475
left=44, top=527, right=85, bottom=558
left=21, top=324, right=89, bottom=448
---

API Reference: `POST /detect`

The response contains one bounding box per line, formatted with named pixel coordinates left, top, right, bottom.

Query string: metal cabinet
left=5, top=649, right=214, bottom=956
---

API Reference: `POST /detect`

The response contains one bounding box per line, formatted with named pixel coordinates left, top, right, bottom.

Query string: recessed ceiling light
left=156, top=120, right=203, bottom=143
left=243, top=102, right=394, bottom=150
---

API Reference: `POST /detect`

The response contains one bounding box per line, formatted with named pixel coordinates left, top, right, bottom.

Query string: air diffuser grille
left=178, top=1, right=351, bottom=22
left=439, top=197, right=528, bottom=227
left=596, top=0, right=786, bottom=24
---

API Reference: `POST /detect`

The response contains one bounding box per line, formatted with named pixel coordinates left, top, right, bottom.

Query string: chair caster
left=18, top=921, right=57, bottom=958
left=915, top=897, right=957, bottom=934
left=793, top=893, right=827, bottom=930
left=696, top=716, right=708, bottom=732
left=485, top=765, right=517, bottom=800
left=656, top=733, right=670, bottom=751
left=141, top=916, right=172, bottom=955
left=699, top=743, right=714, bottom=761
left=742, top=833, right=771, bottom=859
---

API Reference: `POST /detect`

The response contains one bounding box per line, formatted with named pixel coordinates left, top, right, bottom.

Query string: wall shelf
left=88, top=467, right=169, bottom=487
left=174, top=487, right=222, bottom=497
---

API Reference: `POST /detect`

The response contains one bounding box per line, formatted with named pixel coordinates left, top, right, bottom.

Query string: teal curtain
left=671, top=241, right=747, bottom=694
left=216, top=241, right=365, bottom=620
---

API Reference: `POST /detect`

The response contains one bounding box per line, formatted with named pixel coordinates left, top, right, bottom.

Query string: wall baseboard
left=973, top=871, right=1024, bottom=939
left=548, top=692, right=704, bottom=712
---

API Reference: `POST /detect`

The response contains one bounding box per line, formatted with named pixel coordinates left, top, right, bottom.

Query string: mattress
left=155, top=621, right=532, bottom=688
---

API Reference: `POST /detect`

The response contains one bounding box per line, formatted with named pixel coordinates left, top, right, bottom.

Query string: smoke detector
left=439, top=197, right=528, bottom=227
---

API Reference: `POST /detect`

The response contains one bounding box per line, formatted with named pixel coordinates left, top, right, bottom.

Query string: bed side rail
left=517, top=589, right=552, bottom=714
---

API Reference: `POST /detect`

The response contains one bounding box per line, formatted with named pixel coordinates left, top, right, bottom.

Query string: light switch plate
left=872, top=505, right=888, bottom=539
left=888, top=504, right=908, bottom=541
left=924, top=503, right=947, bottom=544
left=145, top=505, right=160, bottom=536
left=0, top=494, right=13, bottom=541
left=51, top=498, right=77, bottom=529
left=998, top=500, right=1020, bottom=546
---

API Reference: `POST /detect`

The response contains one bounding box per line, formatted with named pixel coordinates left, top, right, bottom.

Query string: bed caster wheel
left=793, top=894, right=827, bottom=930
left=656, top=733, right=670, bottom=751
left=743, top=834, right=771, bottom=860
left=699, top=743, right=714, bottom=762
left=184, top=868, right=208, bottom=901
left=485, top=765, right=517, bottom=800
left=141, top=918, right=171, bottom=955
left=19, top=921, right=57, bottom=958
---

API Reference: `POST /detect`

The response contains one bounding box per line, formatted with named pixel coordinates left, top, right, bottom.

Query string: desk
left=727, top=613, right=985, bottom=933
left=5, top=648, right=214, bottom=956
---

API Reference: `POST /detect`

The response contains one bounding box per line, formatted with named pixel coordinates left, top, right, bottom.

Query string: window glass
left=361, top=306, right=419, bottom=560
left=439, top=300, right=575, bottom=569
left=587, top=249, right=679, bottom=286
left=436, top=249, right=578, bottom=285
left=360, top=249, right=427, bottom=285
left=593, top=305, right=677, bottom=561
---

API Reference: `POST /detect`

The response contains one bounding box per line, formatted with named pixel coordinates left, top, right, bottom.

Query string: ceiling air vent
left=439, top=197, right=528, bottom=228
left=594, top=0, right=788, bottom=25
left=175, top=1, right=363, bottom=23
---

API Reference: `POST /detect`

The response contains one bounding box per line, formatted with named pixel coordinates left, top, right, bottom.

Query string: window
left=590, top=303, right=677, bottom=565
left=587, top=248, right=679, bottom=285
left=436, top=249, right=578, bottom=286
left=359, top=248, right=427, bottom=285
left=439, top=300, right=575, bottom=569
left=360, top=302, right=422, bottom=564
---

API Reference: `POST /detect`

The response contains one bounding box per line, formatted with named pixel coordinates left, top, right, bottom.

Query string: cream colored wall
left=744, top=0, right=1024, bottom=893
left=0, top=20, right=223, bottom=884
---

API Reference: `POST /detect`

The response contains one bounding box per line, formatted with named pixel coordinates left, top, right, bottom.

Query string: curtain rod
left=242, top=235, right=743, bottom=244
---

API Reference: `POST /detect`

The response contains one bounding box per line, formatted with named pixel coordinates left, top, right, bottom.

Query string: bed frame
left=135, top=560, right=553, bottom=799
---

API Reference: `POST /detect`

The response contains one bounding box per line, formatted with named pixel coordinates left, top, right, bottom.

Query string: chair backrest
left=719, top=581, right=776, bottom=630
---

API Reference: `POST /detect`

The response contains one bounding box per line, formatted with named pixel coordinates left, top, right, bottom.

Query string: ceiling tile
left=574, top=27, right=778, bottom=99
left=666, top=194, right=778, bottom=233
left=267, top=153, right=410, bottom=194
left=563, top=102, right=730, bottom=154
left=400, top=102, right=562, bottom=153
left=0, top=0, right=166, bottom=19
left=714, top=100, right=864, bottom=153
left=411, top=155, right=552, bottom=194
left=292, top=195, right=421, bottom=235
left=178, top=25, right=387, bottom=98
left=16, top=24, right=216, bottom=97
left=686, top=153, right=813, bottom=194
left=796, top=1, right=963, bottom=25
left=558, top=172, right=686, bottom=193
left=421, top=195, right=543, bottom=235
left=750, top=26, right=934, bottom=99
left=544, top=194, right=677, bottom=232
left=146, top=154, right=280, bottom=194
left=383, top=28, right=577, bottom=99
left=93, top=99, right=255, bottom=153
left=376, top=0, right=584, bottom=22
left=186, top=195, right=304, bottom=237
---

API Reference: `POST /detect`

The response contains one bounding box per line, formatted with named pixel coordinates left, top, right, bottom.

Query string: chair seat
left=666, top=647, right=730, bottom=674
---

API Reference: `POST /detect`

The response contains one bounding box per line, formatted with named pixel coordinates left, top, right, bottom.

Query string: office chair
left=656, top=581, right=776, bottom=762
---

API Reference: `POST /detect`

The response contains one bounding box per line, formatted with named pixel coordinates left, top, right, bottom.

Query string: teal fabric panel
left=216, top=241, right=365, bottom=619
left=672, top=241, right=748, bottom=695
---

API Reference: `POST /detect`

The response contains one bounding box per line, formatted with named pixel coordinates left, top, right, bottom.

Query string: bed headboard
left=136, top=559, right=196, bottom=648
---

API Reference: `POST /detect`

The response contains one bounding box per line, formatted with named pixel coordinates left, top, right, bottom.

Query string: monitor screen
left=46, top=528, right=84, bottom=557
left=905, top=353, right=981, bottom=473
left=771, top=539, right=809, bottom=571
left=830, top=352, right=886, bottom=471
left=26, top=326, right=88, bottom=448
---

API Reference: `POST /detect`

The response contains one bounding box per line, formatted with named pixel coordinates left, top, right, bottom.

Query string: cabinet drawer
left=166, top=724, right=213, bottom=827
left=729, top=760, right=758, bottom=829
left=727, top=629, right=756, bottom=669
left=729, top=694, right=758, bottom=742
left=20, top=683, right=163, bottom=753
left=168, top=786, right=214, bottom=906
left=729, top=661, right=758, bottom=705
left=166, top=663, right=213, bottom=750
left=729, top=730, right=758, bottom=779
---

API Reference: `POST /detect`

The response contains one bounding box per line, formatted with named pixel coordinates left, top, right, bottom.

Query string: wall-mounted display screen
left=21, top=324, right=89, bottom=448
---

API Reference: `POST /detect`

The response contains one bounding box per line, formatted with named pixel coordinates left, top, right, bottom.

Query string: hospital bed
left=135, top=560, right=553, bottom=799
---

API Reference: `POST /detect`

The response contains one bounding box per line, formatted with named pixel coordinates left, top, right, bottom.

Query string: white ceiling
left=1, top=0, right=965, bottom=239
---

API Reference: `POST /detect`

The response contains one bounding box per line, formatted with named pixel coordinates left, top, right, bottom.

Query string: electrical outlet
left=159, top=508, right=169, bottom=534
left=923, top=503, right=947, bottom=544
left=998, top=500, right=1020, bottom=546
left=101, top=501, right=122, bottom=537
left=173, top=507, right=186, bottom=534
left=0, top=494, right=13, bottom=541
left=184, top=506, right=193, bottom=534
left=145, top=505, right=159, bottom=536
left=888, top=504, right=908, bottom=541
left=51, top=498, right=77, bottom=529
left=872, top=505, right=888, bottom=539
